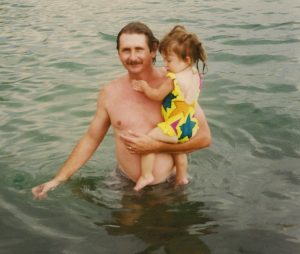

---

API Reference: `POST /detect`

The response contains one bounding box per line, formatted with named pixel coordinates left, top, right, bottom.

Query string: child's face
left=162, top=53, right=190, bottom=73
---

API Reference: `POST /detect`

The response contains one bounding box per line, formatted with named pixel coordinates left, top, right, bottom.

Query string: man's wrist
left=53, top=175, right=68, bottom=183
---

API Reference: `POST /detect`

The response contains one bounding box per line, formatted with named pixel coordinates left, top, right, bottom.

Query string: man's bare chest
left=107, top=89, right=162, bottom=131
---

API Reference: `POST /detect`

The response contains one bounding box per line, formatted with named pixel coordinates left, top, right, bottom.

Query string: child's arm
left=132, top=79, right=173, bottom=101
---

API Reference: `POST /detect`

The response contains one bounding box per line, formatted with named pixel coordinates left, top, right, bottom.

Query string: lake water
left=1, top=0, right=300, bottom=253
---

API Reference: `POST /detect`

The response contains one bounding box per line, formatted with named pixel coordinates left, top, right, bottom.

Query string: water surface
left=1, top=0, right=300, bottom=253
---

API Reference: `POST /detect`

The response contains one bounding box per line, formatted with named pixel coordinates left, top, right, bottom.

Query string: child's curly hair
left=159, top=25, right=207, bottom=72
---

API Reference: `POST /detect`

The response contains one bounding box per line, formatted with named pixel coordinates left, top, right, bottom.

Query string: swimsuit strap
left=166, top=71, right=176, bottom=80
left=166, top=72, right=183, bottom=99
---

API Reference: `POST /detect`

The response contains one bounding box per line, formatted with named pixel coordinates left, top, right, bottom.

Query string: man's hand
left=31, top=179, right=60, bottom=200
left=119, top=131, right=160, bottom=154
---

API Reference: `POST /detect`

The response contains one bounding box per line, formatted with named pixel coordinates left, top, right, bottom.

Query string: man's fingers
left=37, top=192, right=48, bottom=200
left=32, top=180, right=60, bottom=200
left=119, top=131, right=139, bottom=142
left=119, top=134, right=134, bottom=145
left=120, top=130, right=142, bottom=139
left=32, top=183, right=52, bottom=199
left=32, top=185, right=42, bottom=195
left=119, top=131, right=146, bottom=154
left=127, top=130, right=141, bottom=137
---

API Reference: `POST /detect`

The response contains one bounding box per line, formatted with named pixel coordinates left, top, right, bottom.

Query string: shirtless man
left=32, top=22, right=211, bottom=199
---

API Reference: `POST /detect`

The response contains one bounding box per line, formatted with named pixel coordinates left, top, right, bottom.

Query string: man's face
left=118, top=33, right=156, bottom=75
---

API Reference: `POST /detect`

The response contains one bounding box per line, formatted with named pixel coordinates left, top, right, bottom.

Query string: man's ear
left=151, top=42, right=158, bottom=53
left=150, top=42, right=158, bottom=61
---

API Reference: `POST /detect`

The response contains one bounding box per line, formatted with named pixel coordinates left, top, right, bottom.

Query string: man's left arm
left=120, top=104, right=211, bottom=154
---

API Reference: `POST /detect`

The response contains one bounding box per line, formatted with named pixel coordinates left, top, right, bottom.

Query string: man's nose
left=129, top=51, right=138, bottom=60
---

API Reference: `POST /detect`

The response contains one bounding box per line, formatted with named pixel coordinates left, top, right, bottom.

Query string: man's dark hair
left=116, top=22, right=159, bottom=62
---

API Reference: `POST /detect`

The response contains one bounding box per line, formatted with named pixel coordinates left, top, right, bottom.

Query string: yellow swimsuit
left=157, top=72, right=200, bottom=143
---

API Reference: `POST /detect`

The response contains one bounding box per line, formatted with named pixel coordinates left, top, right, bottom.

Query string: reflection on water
left=71, top=174, right=214, bottom=254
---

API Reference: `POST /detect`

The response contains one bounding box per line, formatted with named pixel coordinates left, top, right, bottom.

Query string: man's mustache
left=126, top=60, right=143, bottom=65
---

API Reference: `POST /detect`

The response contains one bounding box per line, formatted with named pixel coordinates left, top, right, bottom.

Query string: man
left=32, top=22, right=211, bottom=199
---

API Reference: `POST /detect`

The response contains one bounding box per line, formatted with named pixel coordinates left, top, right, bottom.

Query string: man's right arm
left=32, top=88, right=111, bottom=199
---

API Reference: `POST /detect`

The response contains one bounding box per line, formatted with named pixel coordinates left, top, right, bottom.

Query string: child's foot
left=134, top=175, right=154, bottom=191
left=176, top=176, right=189, bottom=186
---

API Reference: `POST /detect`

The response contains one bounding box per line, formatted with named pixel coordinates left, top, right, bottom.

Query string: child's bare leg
left=134, top=153, right=155, bottom=191
left=148, top=127, right=178, bottom=143
left=173, top=153, right=189, bottom=185
left=134, top=127, right=177, bottom=191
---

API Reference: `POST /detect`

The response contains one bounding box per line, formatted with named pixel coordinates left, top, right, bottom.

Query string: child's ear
left=185, top=56, right=192, bottom=65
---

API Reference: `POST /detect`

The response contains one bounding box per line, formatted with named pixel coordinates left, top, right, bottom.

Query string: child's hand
left=132, top=80, right=148, bottom=92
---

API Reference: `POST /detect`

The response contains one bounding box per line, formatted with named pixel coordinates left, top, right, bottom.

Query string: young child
left=132, top=25, right=207, bottom=191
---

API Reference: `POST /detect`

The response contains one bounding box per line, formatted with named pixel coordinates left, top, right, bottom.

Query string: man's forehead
left=119, top=33, right=148, bottom=47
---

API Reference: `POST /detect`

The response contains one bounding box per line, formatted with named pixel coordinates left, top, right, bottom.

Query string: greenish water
left=1, top=0, right=300, bottom=253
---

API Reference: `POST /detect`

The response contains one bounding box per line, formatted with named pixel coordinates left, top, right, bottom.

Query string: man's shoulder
left=102, top=73, right=127, bottom=91
left=97, top=74, right=126, bottom=106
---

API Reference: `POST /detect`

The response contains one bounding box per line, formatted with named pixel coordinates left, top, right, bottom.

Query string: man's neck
left=128, top=66, right=157, bottom=83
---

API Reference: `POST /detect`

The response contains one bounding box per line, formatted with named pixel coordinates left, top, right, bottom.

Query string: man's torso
left=104, top=69, right=175, bottom=183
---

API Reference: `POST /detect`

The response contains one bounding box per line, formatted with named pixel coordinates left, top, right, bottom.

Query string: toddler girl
left=132, top=25, right=207, bottom=191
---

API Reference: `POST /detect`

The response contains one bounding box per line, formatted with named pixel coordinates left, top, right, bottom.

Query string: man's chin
left=127, top=64, right=143, bottom=73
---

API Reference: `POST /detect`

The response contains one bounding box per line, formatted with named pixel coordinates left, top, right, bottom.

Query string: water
left=1, top=0, right=300, bottom=253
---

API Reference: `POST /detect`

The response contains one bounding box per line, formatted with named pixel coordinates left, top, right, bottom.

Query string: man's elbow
left=203, top=124, right=212, bottom=148
left=197, top=132, right=212, bottom=149
left=203, top=134, right=212, bottom=148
